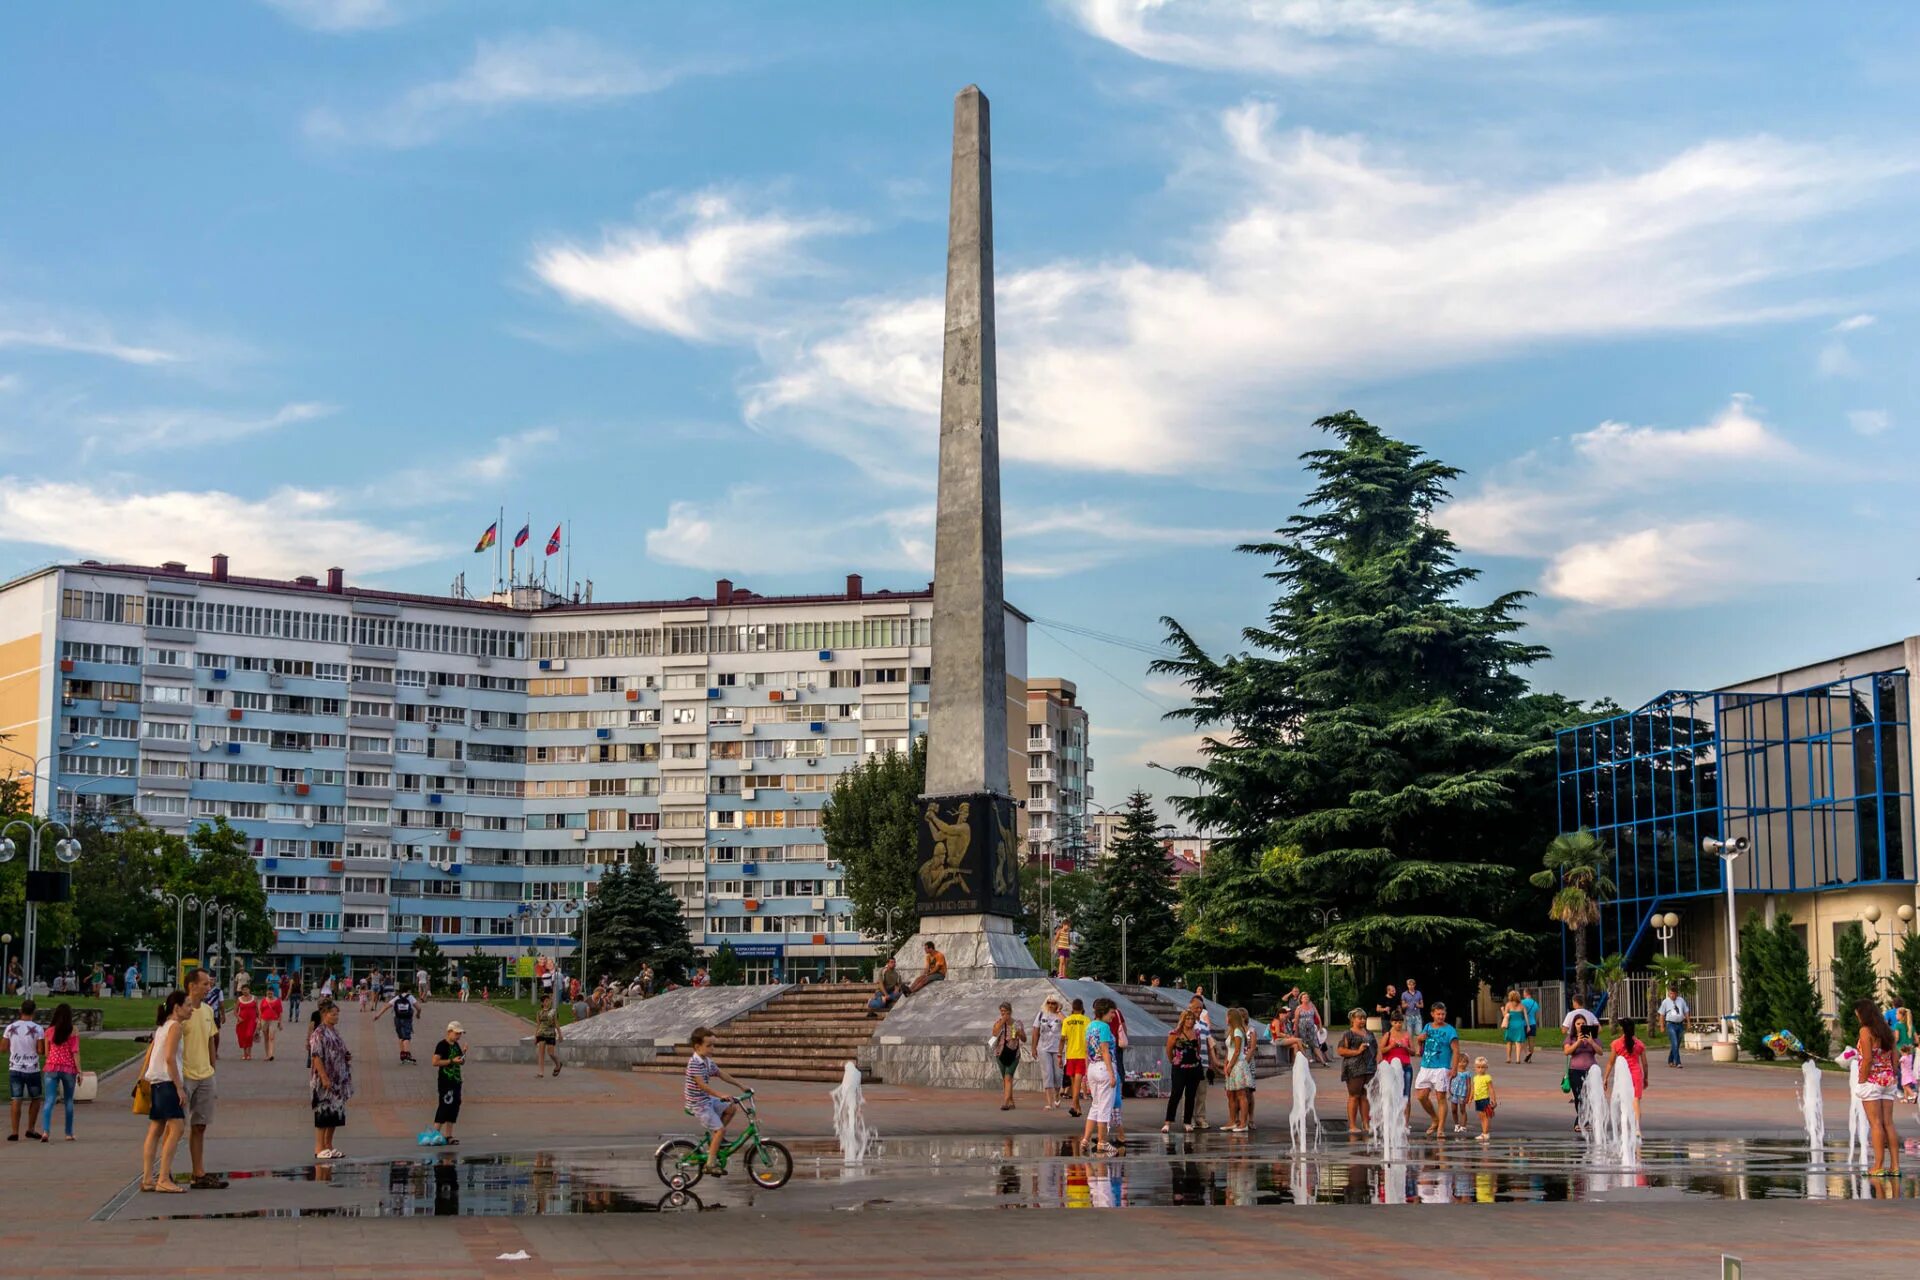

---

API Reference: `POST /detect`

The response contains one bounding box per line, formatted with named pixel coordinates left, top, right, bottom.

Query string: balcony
left=348, top=714, right=395, bottom=731
left=1028, top=825, right=1057, bottom=843
left=347, top=679, right=397, bottom=698
left=1026, top=767, right=1055, bottom=783
left=345, top=785, right=394, bottom=802
left=346, top=750, right=394, bottom=767
left=1027, top=795, right=1056, bottom=813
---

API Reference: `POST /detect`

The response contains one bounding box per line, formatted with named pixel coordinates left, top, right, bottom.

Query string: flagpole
left=565, top=520, right=572, bottom=603
left=496, top=505, right=504, bottom=595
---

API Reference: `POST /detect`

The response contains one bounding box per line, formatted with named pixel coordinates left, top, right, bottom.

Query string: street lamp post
left=0, top=819, right=82, bottom=994
left=1653, top=911, right=1680, bottom=957
left=161, top=893, right=198, bottom=988
left=215, top=906, right=239, bottom=985
left=196, top=897, right=220, bottom=980
left=1312, top=907, right=1340, bottom=1015
left=1703, top=836, right=1749, bottom=1031
left=0, top=934, right=10, bottom=993
left=1112, top=913, right=1135, bottom=985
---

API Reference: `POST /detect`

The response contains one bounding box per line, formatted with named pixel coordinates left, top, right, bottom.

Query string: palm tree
left=1530, top=830, right=1617, bottom=1004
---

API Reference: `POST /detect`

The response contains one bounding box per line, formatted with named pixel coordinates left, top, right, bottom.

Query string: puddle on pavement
left=107, top=1133, right=1920, bottom=1219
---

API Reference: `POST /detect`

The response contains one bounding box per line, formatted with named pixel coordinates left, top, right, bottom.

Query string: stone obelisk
left=900, top=85, right=1040, bottom=982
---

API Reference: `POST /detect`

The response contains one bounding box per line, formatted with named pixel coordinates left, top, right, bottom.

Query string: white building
left=0, top=556, right=1029, bottom=984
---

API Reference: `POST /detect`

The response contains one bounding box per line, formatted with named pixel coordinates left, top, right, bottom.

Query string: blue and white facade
left=0, top=558, right=1025, bottom=982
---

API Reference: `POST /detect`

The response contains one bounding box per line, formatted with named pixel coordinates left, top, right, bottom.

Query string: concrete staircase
left=631, top=986, right=884, bottom=1085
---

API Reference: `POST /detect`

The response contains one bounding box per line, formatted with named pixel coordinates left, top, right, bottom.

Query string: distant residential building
left=1, top=555, right=1028, bottom=985
left=1023, top=677, right=1091, bottom=868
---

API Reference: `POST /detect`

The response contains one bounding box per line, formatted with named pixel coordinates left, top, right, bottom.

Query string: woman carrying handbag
left=136, top=992, right=191, bottom=1194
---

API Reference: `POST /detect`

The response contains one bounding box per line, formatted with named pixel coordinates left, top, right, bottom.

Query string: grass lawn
left=2, top=996, right=164, bottom=1033
left=80, top=1038, right=148, bottom=1077
left=477, top=996, right=579, bottom=1027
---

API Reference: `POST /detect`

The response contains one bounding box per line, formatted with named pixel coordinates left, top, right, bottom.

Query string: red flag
left=545, top=525, right=562, bottom=556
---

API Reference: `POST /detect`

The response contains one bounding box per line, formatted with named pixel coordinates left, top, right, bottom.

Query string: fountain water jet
left=1578, top=1063, right=1611, bottom=1152
left=830, top=1061, right=878, bottom=1163
left=1800, top=1058, right=1826, bottom=1167
left=1288, top=1051, right=1320, bottom=1150
left=1604, top=1054, right=1641, bottom=1160
left=1367, top=1062, right=1407, bottom=1159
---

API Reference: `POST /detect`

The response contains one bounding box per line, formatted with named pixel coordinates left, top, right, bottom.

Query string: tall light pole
left=1703, top=836, right=1749, bottom=1028
left=0, top=934, right=10, bottom=993
left=1653, top=911, right=1680, bottom=957
left=215, top=905, right=239, bottom=985
left=1112, top=913, right=1135, bottom=985
left=1312, top=907, right=1340, bottom=1015
left=0, top=819, right=82, bottom=994
left=161, top=893, right=198, bottom=989
left=197, top=897, right=220, bottom=980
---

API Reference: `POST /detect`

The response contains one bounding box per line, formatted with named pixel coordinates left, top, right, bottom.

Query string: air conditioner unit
left=706, top=688, right=720, bottom=699
left=428, top=794, right=442, bottom=806
left=549, top=660, right=567, bottom=672
left=740, top=722, right=755, bottom=735
left=268, top=673, right=284, bottom=688
left=295, top=784, right=310, bottom=796
left=448, top=829, right=462, bottom=842
left=768, top=690, right=783, bottom=703
left=213, top=669, right=228, bottom=681
left=784, top=689, right=799, bottom=700
left=426, top=686, right=441, bottom=699
left=226, top=743, right=242, bottom=756
left=228, top=708, right=243, bottom=721
left=809, top=722, right=825, bottom=734
left=429, top=724, right=438, bottom=735
left=810, top=897, right=826, bottom=911
left=741, top=759, right=756, bottom=772
left=625, top=689, right=640, bottom=702
left=538, top=659, right=552, bottom=670
left=818, top=650, right=833, bottom=662
left=59, top=658, right=74, bottom=673
left=741, top=788, right=756, bottom=800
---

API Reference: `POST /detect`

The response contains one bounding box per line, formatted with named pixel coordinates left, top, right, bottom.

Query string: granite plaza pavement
left=8, top=998, right=1919, bottom=1278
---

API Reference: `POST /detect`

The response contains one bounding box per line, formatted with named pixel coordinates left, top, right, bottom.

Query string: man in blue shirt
left=1520, top=990, right=1541, bottom=1062
left=1412, top=1002, right=1458, bottom=1137
left=1400, top=979, right=1425, bottom=1031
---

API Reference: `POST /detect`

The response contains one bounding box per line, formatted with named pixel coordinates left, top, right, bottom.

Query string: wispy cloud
left=0, top=478, right=438, bottom=578
left=304, top=30, right=684, bottom=147
left=82, top=400, right=334, bottom=454
left=751, top=108, right=1911, bottom=478
left=260, top=0, right=410, bottom=33
left=380, top=426, right=558, bottom=500
left=1848, top=409, right=1891, bottom=436
left=1831, top=313, right=1876, bottom=333
left=1444, top=396, right=1837, bottom=609
left=0, top=325, right=176, bottom=366
left=1064, top=0, right=1595, bottom=76
left=645, top=487, right=1248, bottom=579
left=534, top=194, right=849, bottom=342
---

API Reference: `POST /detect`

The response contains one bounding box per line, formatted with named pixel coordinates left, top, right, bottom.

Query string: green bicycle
left=654, top=1090, right=793, bottom=1191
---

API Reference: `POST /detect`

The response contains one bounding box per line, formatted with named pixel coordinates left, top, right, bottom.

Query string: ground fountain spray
left=831, top=1061, right=878, bottom=1164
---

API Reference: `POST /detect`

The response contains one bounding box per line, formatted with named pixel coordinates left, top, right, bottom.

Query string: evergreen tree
left=411, top=935, right=450, bottom=994
left=708, top=941, right=744, bottom=986
left=1078, top=792, right=1179, bottom=982
left=581, top=856, right=696, bottom=983
left=1736, top=911, right=1778, bottom=1058
left=1891, top=929, right=1920, bottom=1021
left=1762, top=912, right=1827, bottom=1056
left=1830, top=922, right=1881, bottom=1046
left=1154, top=412, right=1553, bottom=994
left=821, top=737, right=925, bottom=951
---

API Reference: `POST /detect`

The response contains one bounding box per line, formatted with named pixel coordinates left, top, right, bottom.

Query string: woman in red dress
left=256, top=989, right=283, bottom=1061
left=234, top=987, right=260, bottom=1061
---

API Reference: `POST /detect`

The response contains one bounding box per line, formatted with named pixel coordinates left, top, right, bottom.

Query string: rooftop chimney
left=294, top=575, right=318, bottom=588
left=715, top=578, right=732, bottom=605
left=325, top=567, right=344, bottom=594
left=211, top=553, right=229, bottom=582
left=846, top=573, right=863, bottom=599
left=160, top=560, right=187, bottom=572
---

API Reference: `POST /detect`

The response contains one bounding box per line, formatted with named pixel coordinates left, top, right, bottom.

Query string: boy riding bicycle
left=684, top=1026, right=746, bottom=1175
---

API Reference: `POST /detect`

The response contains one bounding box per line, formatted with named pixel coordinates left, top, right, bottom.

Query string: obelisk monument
left=901, top=85, right=1040, bottom=981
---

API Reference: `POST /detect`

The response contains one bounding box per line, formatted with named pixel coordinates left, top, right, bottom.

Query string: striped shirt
left=684, top=1052, right=718, bottom=1108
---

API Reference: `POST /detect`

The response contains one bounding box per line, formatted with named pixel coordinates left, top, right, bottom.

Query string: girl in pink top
left=40, top=1003, right=80, bottom=1141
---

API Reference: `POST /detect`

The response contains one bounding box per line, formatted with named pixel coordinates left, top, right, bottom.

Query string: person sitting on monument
left=866, top=958, right=904, bottom=1018
left=906, top=942, right=948, bottom=995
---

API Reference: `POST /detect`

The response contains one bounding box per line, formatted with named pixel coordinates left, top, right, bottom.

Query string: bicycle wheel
left=743, top=1139, right=793, bottom=1190
left=655, top=1139, right=705, bottom=1190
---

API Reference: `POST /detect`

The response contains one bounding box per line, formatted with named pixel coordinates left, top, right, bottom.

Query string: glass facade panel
left=1556, top=671, right=1913, bottom=963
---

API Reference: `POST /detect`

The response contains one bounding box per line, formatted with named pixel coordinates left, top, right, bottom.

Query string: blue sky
left=2, top=1, right=1917, bottom=812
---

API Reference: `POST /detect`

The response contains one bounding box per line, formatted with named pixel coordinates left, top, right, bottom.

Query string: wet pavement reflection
left=103, top=1133, right=1920, bottom=1220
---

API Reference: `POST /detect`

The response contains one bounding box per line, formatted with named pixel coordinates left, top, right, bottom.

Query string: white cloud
left=304, top=30, right=681, bottom=147
left=535, top=196, right=846, bottom=342
left=751, top=110, right=1909, bottom=477
left=0, top=479, right=437, bottom=578
left=465, top=426, right=558, bottom=480
left=1065, top=0, right=1593, bottom=74
left=380, top=427, right=558, bottom=501
left=1817, top=339, right=1860, bottom=377
left=0, top=325, right=175, bottom=366
left=1541, top=521, right=1760, bottom=609
left=1442, top=397, right=1858, bottom=608
left=261, top=0, right=408, bottom=32
left=1571, top=394, right=1797, bottom=475
left=1831, top=313, right=1876, bottom=333
left=83, top=401, right=334, bottom=453
left=0, top=374, right=19, bottom=394
left=645, top=487, right=1248, bottom=579
left=1848, top=409, right=1891, bottom=436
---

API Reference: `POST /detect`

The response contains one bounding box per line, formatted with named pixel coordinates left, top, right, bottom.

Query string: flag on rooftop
left=545, top=525, right=562, bottom=556
left=474, top=522, right=498, bottom=553
left=512, top=523, right=530, bottom=549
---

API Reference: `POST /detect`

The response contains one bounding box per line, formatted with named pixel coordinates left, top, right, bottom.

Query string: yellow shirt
left=1062, top=1013, right=1089, bottom=1060
left=183, top=1004, right=217, bottom=1080
left=1471, top=1072, right=1492, bottom=1101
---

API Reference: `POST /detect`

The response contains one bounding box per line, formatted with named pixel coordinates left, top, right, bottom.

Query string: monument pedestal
left=897, top=913, right=1041, bottom=982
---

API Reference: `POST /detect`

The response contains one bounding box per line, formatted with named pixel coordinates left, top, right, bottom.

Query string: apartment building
left=1024, top=677, right=1091, bottom=868
left=0, top=556, right=1030, bottom=983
